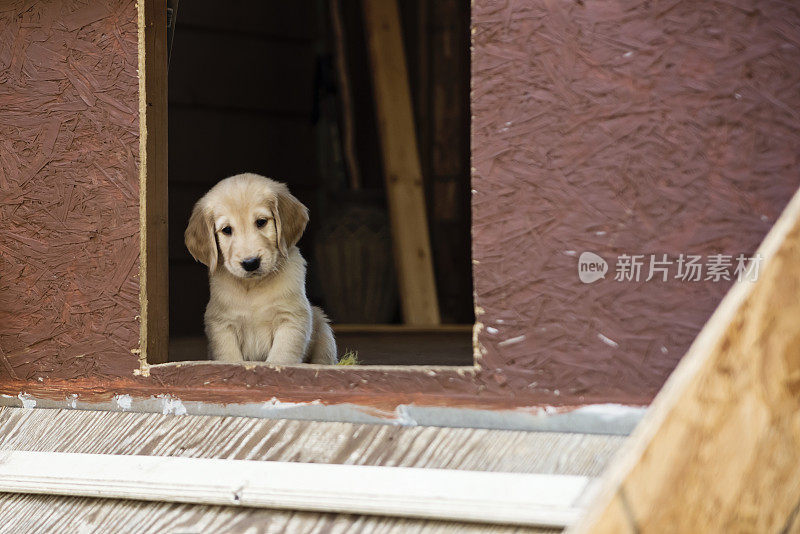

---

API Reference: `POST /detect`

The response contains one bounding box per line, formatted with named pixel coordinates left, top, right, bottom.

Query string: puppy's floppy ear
left=274, top=187, right=309, bottom=255
left=185, top=199, right=218, bottom=272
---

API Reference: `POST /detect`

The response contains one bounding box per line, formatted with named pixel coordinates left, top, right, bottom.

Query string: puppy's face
left=185, top=174, right=309, bottom=279
left=214, top=198, right=279, bottom=278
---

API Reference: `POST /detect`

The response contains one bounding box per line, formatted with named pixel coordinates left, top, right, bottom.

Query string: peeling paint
left=17, top=393, right=36, bottom=409
left=115, top=394, right=133, bottom=411
left=261, top=397, right=319, bottom=410
left=157, top=395, right=187, bottom=416
left=393, top=405, right=419, bottom=426
left=0, top=393, right=646, bottom=435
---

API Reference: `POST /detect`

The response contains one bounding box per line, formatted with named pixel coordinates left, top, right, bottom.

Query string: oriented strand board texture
left=471, top=0, right=800, bottom=401
left=0, top=0, right=141, bottom=376
left=2, top=0, right=799, bottom=413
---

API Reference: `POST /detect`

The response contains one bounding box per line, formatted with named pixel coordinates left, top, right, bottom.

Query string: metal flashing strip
left=0, top=393, right=645, bottom=435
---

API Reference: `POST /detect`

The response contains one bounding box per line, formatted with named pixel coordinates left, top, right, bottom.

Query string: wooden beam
left=138, top=0, right=169, bottom=364
left=570, top=187, right=800, bottom=533
left=0, top=450, right=589, bottom=528
left=361, top=0, right=441, bottom=325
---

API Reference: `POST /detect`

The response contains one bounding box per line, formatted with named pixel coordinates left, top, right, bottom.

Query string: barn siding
left=0, top=0, right=141, bottom=373
left=471, top=0, right=800, bottom=401
left=0, top=406, right=621, bottom=533
left=1, top=0, right=798, bottom=412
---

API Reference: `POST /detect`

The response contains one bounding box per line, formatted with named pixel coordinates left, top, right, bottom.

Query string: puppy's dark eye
left=255, top=218, right=268, bottom=228
left=220, top=226, right=233, bottom=236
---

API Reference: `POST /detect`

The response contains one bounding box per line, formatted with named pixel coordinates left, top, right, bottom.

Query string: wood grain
left=362, top=0, right=441, bottom=326
left=0, top=406, right=623, bottom=532
left=0, top=493, right=557, bottom=534
left=571, top=187, right=800, bottom=532
left=0, top=451, right=588, bottom=527
left=0, top=407, right=623, bottom=476
left=138, top=0, right=169, bottom=365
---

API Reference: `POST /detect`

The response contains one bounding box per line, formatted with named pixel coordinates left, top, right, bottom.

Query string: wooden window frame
left=142, top=0, right=457, bottom=365
left=139, top=0, right=169, bottom=366
left=25, top=0, right=633, bottom=428
left=132, top=0, right=533, bottom=421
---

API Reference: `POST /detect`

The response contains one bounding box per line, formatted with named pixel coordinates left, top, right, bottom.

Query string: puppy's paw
left=265, top=353, right=303, bottom=366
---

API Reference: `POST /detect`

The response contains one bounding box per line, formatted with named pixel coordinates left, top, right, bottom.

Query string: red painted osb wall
left=1, top=0, right=799, bottom=411
left=0, top=0, right=141, bottom=375
left=472, top=0, right=800, bottom=401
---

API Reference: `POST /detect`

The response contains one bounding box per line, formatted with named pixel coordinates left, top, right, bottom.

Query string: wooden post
left=362, top=0, right=441, bottom=325
left=570, top=187, right=800, bottom=533
left=138, top=0, right=169, bottom=364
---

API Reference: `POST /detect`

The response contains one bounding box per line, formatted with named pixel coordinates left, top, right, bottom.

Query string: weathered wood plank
left=0, top=493, right=555, bottom=534
left=0, top=451, right=588, bottom=527
left=0, top=407, right=623, bottom=476
left=571, top=187, right=800, bottom=533
left=0, top=407, right=623, bottom=532
left=362, top=0, right=441, bottom=325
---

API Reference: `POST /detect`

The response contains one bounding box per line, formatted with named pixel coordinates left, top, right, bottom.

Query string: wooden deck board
left=0, top=493, right=558, bottom=534
left=0, top=407, right=624, bottom=531
left=0, top=407, right=623, bottom=475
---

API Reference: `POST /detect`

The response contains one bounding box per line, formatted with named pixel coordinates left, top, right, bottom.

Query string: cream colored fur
left=184, top=173, right=337, bottom=364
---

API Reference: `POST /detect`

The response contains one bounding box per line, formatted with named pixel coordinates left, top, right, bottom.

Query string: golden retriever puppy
left=185, top=173, right=337, bottom=365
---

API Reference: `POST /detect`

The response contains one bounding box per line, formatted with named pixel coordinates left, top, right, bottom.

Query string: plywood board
left=470, top=0, right=800, bottom=403
left=0, top=0, right=142, bottom=369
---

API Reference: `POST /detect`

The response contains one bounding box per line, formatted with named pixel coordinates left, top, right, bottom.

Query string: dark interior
left=167, top=0, right=472, bottom=364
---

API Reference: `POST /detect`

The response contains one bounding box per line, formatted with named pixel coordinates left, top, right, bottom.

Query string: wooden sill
left=168, top=325, right=474, bottom=365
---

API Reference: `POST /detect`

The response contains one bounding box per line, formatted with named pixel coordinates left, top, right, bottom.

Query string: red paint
left=1, top=0, right=799, bottom=412
left=0, top=0, right=141, bottom=375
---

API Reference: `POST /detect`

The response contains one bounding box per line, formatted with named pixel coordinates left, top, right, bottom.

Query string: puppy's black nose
left=241, top=257, right=261, bottom=272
